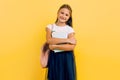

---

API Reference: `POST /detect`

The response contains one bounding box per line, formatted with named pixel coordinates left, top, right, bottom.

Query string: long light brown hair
left=55, top=4, right=73, bottom=27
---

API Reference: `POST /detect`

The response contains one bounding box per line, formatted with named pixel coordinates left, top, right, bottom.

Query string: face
left=57, top=8, right=71, bottom=23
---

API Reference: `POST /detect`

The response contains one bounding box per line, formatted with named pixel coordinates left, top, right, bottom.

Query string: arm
left=46, top=27, right=70, bottom=45
left=49, top=32, right=77, bottom=51
left=49, top=44, right=76, bottom=51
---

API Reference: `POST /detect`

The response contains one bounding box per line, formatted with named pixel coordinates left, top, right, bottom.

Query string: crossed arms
left=46, top=27, right=77, bottom=51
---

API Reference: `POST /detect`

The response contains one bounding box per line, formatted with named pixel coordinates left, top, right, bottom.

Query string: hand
left=49, top=45, right=55, bottom=50
left=68, top=38, right=77, bottom=45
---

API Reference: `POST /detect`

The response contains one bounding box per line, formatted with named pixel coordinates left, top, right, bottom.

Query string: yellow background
left=0, top=0, right=120, bottom=80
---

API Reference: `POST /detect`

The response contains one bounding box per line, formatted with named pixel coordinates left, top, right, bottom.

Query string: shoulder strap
left=51, top=24, right=54, bottom=33
left=51, top=24, right=54, bottom=37
left=51, top=24, right=54, bottom=32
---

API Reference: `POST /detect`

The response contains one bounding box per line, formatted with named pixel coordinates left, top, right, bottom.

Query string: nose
left=62, top=14, right=66, bottom=19
left=63, top=14, right=66, bottom=17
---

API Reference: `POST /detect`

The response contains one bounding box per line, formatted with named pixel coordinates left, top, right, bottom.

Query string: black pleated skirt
left=47, top=50, right=76, bottom=80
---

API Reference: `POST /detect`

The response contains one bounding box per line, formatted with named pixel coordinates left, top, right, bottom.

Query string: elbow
left=46, top=38, right=50, bottom=44
left=46, top=39, right=49, bottom=43
left=70, top=45, right=76, bottom=50
left=66, top=44, right=76, bottom=51
left=46, top=38, right=53, bottom=44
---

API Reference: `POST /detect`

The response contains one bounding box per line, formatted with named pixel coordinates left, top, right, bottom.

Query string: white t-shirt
left=47, top=23, right=75, bottom=52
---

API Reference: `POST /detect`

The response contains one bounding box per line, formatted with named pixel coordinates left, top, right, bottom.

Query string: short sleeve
left=68, top=26, right=75, bottom=34
left=46, top=24, right=52, bottom=30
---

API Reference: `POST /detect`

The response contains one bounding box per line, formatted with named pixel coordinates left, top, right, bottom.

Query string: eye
left=66, top=14, right=69, bottom=16
left=61, top=12, right=64, bottom=14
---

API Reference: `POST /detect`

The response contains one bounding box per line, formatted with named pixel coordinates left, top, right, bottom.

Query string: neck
left=55, top=21, right=66, bottom=27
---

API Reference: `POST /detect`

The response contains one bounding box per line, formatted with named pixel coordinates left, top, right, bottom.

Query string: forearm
left=46, top=27, right=76, bottom=45
left=47, top=38, right=70, bottom=45
left=50, top=44, right=76, bottom=51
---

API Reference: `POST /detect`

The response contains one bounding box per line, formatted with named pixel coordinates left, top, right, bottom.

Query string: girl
left=46, top=4, right=77, bottom=80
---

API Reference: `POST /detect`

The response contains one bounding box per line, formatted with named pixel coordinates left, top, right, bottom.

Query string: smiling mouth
left=59, top=16, right=65, bottom=19
left=60, top=17, right=65, bottom=20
